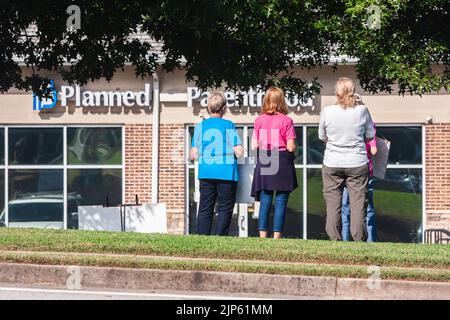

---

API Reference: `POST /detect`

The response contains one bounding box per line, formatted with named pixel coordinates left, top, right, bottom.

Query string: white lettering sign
left=59, top=83, right=152, bottom=107
left=186, top=86, right=313, bottom=108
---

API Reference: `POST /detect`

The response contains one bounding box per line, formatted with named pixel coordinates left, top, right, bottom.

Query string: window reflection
left=376, top=127, right=422, bottom=164
left=67, top=169, right=122, bottom=229
left=0, top=129, right=4, bottom=164
left=9, top=128, right=63, bottom=165
left=306, top=168, right=328, bottom=240
left=0, top=171, right=4, bottom=227
left=247, top=128, right=257, bottom=159
left=8, top=169, right=63, bottom=228
left=188, top=169, right=197, bottom=234
left=293, top=127, right=303, bottom=165
left=306, top=127, right=325, bottom=164
left=373, top=169, right=422, bottom=243
left=67, top=128, right=122, bottom=165
left=307, top=126, right=422, bottom=165
left=188, top=126, right=195, bottom=164
left=186, top=125, right=424, bottom=243
left=305, top=168, right=422, bottom=243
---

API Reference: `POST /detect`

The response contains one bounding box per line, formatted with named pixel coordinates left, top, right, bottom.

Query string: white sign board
left=78, top=203, right=167, bottom=233
left=125, top=203, right=167, bottom=233
left=78, top=206, right=122, bottom=232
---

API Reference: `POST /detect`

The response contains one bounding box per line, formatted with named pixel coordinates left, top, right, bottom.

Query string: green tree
left=0, top=0, right=448, bottom=98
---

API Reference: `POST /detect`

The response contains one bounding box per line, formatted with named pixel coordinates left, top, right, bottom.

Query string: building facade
left=0, top=64, right=449, bottom=242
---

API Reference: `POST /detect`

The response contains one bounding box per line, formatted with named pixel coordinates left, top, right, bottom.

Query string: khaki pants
left=322, top=164, right=369, bottom=241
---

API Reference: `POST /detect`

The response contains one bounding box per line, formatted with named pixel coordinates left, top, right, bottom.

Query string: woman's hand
left=251, top=138, right=259, bottom=151
left=189, top=147, right=198, bottom=161
left=234, top=145, right=244, bottom=158
left=287, top=139, right=296, bottom=153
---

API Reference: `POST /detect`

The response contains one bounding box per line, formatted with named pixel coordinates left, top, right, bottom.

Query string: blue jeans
left=258, top=190, right=290, bottom=233
left=342, top=177, right=377, bottom=242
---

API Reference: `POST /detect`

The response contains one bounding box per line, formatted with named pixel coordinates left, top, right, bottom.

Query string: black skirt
left=251, top=150, right=298, bottom=200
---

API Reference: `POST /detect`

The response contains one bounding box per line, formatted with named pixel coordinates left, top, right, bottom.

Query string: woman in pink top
left=250, top=87, right=298, bottom=239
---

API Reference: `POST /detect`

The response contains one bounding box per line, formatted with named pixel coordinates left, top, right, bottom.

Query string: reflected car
left=374, top=172, right=422, bottom=193
left=0, top=195, right=63, bottom=229
left=0, top=193, right=83, bottom=229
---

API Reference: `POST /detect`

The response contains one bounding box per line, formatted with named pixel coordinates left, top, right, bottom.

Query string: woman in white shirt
left=318, top=77, right=375, bottom=241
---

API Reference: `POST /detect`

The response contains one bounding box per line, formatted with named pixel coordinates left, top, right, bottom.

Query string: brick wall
left=159, top=124, right=186, bottom=234
left=425, top=124, right=450, bottom=230
left=124, top=123, right=186, bottom=234
left=125, top=124, right=152, bottom=204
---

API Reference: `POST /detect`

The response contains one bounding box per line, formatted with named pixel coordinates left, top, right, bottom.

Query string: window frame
left=185, top=123, right=425, bottom=242
left=2, top=125, right=124, bottom=229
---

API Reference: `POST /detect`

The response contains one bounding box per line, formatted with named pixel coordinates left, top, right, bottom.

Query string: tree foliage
left=0, top=0, right=448, bottom=98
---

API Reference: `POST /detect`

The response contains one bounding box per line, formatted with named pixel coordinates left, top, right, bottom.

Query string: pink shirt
left=252, top=113, right=296, bottom=151
left=366, top=124, right=377, bottom=177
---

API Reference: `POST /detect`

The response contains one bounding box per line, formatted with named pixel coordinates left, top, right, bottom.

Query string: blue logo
left=33, top=80, right=58, bottom=111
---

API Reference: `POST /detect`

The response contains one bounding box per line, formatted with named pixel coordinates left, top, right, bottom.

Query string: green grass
left=0, top=228, right=448, bottom=270
left=1, top=250, right=448, bottom=282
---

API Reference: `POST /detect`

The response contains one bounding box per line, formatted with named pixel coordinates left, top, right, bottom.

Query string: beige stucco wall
left=0, top=67, right=153, bottom=124
left=159, top=65, right=450, bottom=125
left=0, top=65, right=448, bottom=125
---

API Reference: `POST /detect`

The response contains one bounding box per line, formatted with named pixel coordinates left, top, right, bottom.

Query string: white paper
left=372, top=137, right=391, bottom=179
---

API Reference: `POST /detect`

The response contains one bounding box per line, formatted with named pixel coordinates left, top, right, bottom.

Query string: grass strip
left=0, top=228, right=448, bottom=269
left=0, top=250, right=449, bottom=282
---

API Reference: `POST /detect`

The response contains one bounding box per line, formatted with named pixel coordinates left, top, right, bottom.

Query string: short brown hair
left=262, top=87, right=288, bottom=115
left=207, top=91, right=227, bottom=114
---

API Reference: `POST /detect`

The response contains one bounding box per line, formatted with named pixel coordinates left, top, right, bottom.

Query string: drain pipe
left=151, top=72, right=160, bottom=203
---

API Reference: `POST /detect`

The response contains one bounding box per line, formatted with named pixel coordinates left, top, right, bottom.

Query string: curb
left=0, top=263, right=449, bottom=299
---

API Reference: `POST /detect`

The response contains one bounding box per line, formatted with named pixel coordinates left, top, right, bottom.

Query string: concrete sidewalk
left=0, top=262, right=449, bottom=299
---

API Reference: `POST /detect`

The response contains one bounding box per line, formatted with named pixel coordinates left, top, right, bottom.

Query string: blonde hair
left=335, top=77, right=357, bottom=109
left=207, top=91, right=227, bottom=114
left=262, top=86, right=288, bottom=115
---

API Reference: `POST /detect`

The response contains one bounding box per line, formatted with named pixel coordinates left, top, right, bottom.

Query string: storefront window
left=305, top=168, right=423, bottom=242
left=188, top=127, right=195, bottom=164
left=293, top=127, right=303, bottom=165
left=374, top=169, right=422, bottom=242
left=1, top=126, right=123, bottom=230
left=0, top=171, right=4, bottom=227
left=67, top=169, right=122, bottom=229
left=376, top=127, right=422, bottom=165
left=306, top=127, right=325, bottom=165
left=247, top=128, right=256, bottom=158
left=187, top=124, right=423, bottom=242
left=306, top=168, right=328, bottom=240
left=67, top=127, right=122, bottom=165
left=8, top=169, right=63, bottom=228
left=9, top=128, right=63, bottom=165
left=188, top=168, right=197, bottom=234
left=0, top=128, right=4, bottom=163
